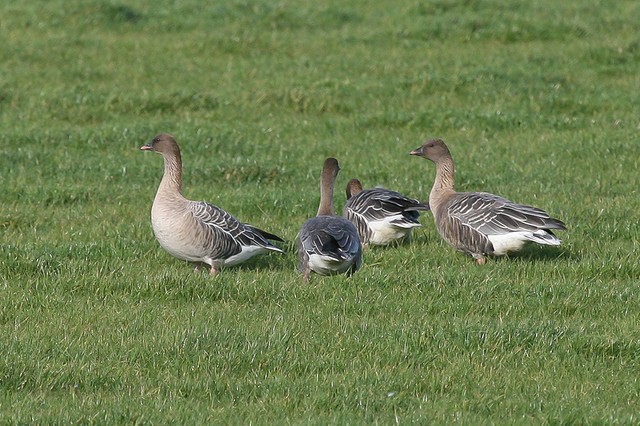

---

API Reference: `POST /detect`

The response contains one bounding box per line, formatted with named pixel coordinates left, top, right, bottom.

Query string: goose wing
left=345, top=188, right=429, bottom=225
left=300, top=216, right=361, bottom=261
left=189, top=201, right=282, bottom=259
left=448, top=192, right=566, bottom=236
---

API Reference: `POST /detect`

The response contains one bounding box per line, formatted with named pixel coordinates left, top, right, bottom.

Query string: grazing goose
left=344, top=179, right=430, bottom=246
left=141, top=133, right=284, bottom=276
left=297, top=158, right=362, bottom=282
left=410, top=138, right=566, bottom=264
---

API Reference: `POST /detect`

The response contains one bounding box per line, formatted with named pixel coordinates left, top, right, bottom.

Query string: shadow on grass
left=233, top=253, right=294, bottom=274
left=183, top=248, right=295, bottom=277
left=499, top=245, right=579, bottom=263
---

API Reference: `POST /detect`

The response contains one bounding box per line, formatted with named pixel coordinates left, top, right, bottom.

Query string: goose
left=297, top=158, right=362, bottom=281
left=140, top=133, right=284, bottom=276
left=343, top=179, right=430, bottom=246
left=409, top=138, right=566, bottom=264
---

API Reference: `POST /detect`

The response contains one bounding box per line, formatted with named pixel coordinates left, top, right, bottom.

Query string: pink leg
left=210, top=266, right=219, bottom=277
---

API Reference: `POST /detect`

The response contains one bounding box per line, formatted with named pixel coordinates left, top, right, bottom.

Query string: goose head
left=141, top=133, right=180, bottom=156
left=409, top=138, right=451, bottom=163
left=345, top=179, right=363, bottom=200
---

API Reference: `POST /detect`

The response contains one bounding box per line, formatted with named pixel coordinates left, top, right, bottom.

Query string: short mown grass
left=1, top=0, right=639, bottom=423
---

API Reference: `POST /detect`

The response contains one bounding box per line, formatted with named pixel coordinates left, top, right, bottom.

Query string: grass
left=1, top=0, right=639, bottom=423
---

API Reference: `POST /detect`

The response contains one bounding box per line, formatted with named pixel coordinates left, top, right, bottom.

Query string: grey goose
left=410, top=138, right=566, bottom=264
left=141, top=133, right=284, bottom=276
left=344, top=179, right=430, bottom=246
left=297, top=158, right=362, bottom=281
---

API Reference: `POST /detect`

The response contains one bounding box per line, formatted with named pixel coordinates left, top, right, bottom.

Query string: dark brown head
left=322, top=157, right=340, bottom=180
left=409, top=138, right=451, bottom=163
left=140, top=133, right=181, bottom=157
left=345, top=179, right=363, bottom=200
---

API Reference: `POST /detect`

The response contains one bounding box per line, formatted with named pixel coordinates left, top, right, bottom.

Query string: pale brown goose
left=297, top=158, right=362, bottom=282
left=410, top=138, right=566, bottom=264
left=141, top=133, right=284, bottom=276
left=344, top=179, right=430, bottom=246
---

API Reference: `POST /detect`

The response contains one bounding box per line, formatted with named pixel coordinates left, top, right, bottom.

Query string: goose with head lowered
left=410, top=138, right=566, bottom=264
left=141, top=133, right=284, bottom=276
left=297, top=158, right=362, bottom=282
left=344, top=179, right=430, bottom=246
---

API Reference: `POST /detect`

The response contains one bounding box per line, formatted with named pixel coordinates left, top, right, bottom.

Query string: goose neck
left=158, top=151, right=183, bottom=196
left=317, top=170, right=336, bottom=216
left=433, top=156, right=455, bottom=192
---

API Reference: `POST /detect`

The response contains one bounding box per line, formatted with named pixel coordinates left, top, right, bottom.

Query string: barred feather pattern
left=344, top=188, right=430, bottom=245
left=188, top=200, right=284, bottom=266
left=436, top=190, right=566, bottom=258
left=297, top=215, right=362, bottom=276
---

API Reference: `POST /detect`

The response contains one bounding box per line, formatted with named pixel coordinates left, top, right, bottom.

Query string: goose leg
left=474, top=255, right=486, bottom=265
left=210, top=266, right=220, bottom=276
left=299, top=253, right=311, bottom=282
left=302, top=264, right=312, bottom=282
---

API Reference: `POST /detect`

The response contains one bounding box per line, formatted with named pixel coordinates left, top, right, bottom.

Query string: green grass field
left=1, top=0, right=639, bottom=423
